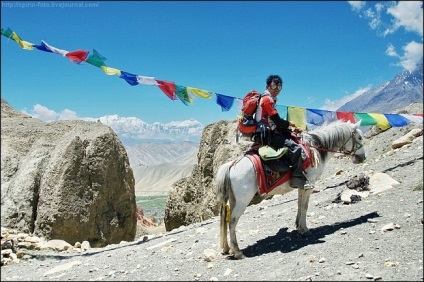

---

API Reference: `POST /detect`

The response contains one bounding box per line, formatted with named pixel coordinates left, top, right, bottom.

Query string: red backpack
left=237, top=90, right=262, bottom=135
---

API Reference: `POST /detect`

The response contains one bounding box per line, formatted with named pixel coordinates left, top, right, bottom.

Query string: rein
left=306, top=130, right=362, bottom=156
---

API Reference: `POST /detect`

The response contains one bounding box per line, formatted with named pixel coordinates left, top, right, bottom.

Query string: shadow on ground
left=241, top=211, right=380, bottom=258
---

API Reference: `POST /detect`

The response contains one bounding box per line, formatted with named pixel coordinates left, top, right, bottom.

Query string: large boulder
left=1, top=99, right=136, bottom=247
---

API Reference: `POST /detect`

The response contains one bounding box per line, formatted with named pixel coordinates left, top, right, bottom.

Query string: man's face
left=267, top=82, right=282, bottom=97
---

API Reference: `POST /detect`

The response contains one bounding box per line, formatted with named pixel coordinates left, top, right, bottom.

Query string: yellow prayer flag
left=20, top=40, right=34, bottom=50
left=187, top=87, right=213, bottom=99
left=101, top=66, right=121, bottom=76
left=368, top=113, right=391, bottom=130
left=11, top=32, right=33, bottom=50
left=11, top=31, right=21, bottom=42
left=287, top=106, right=307, bottom=130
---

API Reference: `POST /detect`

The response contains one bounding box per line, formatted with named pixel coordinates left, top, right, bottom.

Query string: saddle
left=245, top=135, right=312, bottom=195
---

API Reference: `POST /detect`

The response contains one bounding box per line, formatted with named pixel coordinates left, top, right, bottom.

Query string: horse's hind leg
left=220, top=203, right=230, bottom=254
left=296, top=188, right=312, bottom=236
left=228, top=198, right=249, bottom=259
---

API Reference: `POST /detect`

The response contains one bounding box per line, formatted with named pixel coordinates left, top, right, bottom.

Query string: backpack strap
left=253, top=93, right=262, bottom=119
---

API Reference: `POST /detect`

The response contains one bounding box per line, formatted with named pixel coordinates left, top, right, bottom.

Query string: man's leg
left=284, top=139, right=306, bottom=188
left=269, top=132, right=286, bottom=150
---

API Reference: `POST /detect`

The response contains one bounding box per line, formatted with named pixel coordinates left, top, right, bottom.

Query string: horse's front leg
left=296, top=188, right=313, bottom=236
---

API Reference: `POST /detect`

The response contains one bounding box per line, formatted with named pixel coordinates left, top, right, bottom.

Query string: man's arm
left=270, top=113, right=290, bottom=130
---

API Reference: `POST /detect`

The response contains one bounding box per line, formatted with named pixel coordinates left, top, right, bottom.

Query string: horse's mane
left=306, top=120, right=354, bottom=147
left=303, top=120, right=355, bottom=161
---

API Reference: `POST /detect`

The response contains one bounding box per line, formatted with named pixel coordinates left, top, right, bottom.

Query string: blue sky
left=1, top=1, right=423, bottom=126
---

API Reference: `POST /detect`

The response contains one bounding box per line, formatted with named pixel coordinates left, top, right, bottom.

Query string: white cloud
left=374, top=2, right=385, bottom=13
left=349, top=1, right=423, bottom=72
left=348, top=1, right=366, bottom=12
left=364, top=7, right=382, bottom=30
left=387, top=1, right=423, bottom=36
left=21, top=104, right=58, bottom=122
left=385, top=44, right=398, bottom=57
left=385, top=41, right=423, bottom=71
left=320, top=87, right=371, bottom=111
left=399, top=41, right=423, bottom=71
left=58, top=109, right=79, bottom=120
left=21, top=104, right=79, bottom=122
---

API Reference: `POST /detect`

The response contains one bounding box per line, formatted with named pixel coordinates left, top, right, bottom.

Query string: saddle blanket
left=245, top=143, right=312, bottom=194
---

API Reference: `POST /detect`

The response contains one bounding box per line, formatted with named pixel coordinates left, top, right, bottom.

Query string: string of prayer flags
left=2, top=27, right=422, bottom=130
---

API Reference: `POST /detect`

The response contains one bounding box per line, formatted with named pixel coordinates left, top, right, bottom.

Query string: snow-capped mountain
left=83, top=115, right=204, bottom=144
left=338, top=62, right=423, bottom=113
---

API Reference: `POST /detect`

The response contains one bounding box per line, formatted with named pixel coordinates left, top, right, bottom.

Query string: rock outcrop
left=1, top=99, right=136, bottom=247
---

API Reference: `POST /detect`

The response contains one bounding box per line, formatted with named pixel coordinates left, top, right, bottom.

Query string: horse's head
left=345, top=121, right=366, bottom=164
left=306, top=120, right=366, bottom=164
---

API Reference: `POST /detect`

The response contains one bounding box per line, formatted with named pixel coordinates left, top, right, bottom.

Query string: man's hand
left=294, top=128, right=303, bottom=134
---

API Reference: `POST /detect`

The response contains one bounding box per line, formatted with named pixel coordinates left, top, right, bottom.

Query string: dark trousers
left=268, top=131, right=304, bottom=179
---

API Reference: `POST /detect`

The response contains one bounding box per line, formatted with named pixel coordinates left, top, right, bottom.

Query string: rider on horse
left=252, top=74, right=308, bottom=189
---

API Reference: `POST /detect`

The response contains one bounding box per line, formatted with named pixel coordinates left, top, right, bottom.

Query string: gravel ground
left=1, top=124, right=423, bottom=281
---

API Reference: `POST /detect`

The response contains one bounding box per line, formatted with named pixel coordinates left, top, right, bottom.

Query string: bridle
left=308, top=130, right=363, bottom=156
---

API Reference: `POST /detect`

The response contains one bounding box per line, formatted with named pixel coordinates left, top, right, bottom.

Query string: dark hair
left=266, top=75, right=283, bottom=86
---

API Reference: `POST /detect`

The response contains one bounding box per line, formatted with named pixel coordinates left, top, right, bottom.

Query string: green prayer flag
left=86, top=49, right=107, bottom=67
left=354, top=113, right=377, bottom=126
left=1, top=27, right=13, bottom=38
left=176, top=85, right=193, bottom=106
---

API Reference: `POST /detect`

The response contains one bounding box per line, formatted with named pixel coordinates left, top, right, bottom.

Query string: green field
left=136, top=195, right=168, bottom=223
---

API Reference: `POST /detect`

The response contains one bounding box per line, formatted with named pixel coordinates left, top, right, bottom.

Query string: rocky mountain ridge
left=125, top=141, right=198, bottom=167
left=126, top=141, right=198, bottom=196
left=338, top=62, right=423, bottom=113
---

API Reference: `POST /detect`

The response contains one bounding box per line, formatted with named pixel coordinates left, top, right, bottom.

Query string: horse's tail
left=216, top=161, right=232, bottom=204
left=216, top=161, right=232, bottom=251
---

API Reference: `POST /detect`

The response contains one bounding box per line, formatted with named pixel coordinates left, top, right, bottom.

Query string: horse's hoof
left=221, top=249, right=230, bottom=255
left=234, top=252, right=246, bottom=260
left=300, top=230, right=312, bottom=237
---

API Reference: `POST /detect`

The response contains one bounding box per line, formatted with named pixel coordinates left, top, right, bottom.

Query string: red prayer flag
left=156, top=80, right=177, bottom=100
left=336, top=111, right=355, bottom=123
left=65, top=49, right=89, bottom=64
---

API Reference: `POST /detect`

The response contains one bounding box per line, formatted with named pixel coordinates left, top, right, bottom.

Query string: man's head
left=266, top=75, right=283, bottom=97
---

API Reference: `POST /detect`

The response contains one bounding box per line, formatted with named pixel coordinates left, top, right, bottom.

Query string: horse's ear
left=354, top=120, right=361, bottom=129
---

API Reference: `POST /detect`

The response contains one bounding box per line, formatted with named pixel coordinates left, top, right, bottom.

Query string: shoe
left=290, top=177, right=305, bottom=188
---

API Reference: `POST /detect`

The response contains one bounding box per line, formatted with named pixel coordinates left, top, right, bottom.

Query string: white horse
left=216, top=120, right=366, bottom=259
